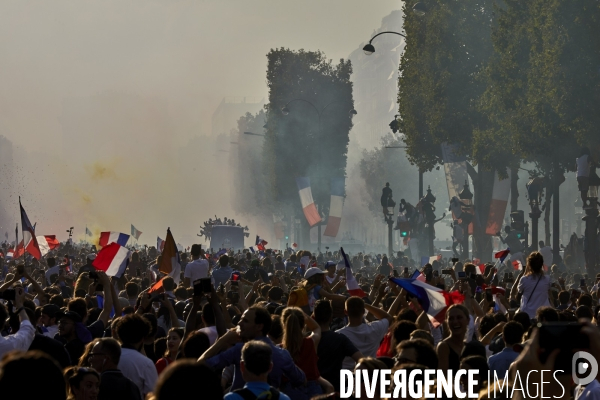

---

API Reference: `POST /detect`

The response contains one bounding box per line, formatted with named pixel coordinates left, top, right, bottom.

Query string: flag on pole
left=255, top=236, right=268, bottom=251
left=85, top=227, right=93, bottom=237
left=323, top=177, right=345, bottom=237
left=340, top=247, right=367, bottom=298
left=295, top=177, right=322, bottom=227
left=99, top=232, right=130, bottom=247
left=485, top=171, right=512, bottom=235
left=92, top=242, right=131, bottom=277
left=494, top=248, right=510, bottom=262
left=131, top=225, right=142, bottom=240
left=159, top=228, right=181, bottom=285
left=157, top=237, right=165, bottom=252
left=19, top=198, right=41, bottom=260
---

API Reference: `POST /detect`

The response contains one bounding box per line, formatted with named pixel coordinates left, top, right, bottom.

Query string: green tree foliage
left=263, top=48, right=355, bottom=222
left=398, top=0, right=495, bottom=172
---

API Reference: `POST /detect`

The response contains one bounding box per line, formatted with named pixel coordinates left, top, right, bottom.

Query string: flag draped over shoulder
left=19, top=198, right=41, bottom=260
left=159, top=228, right=181, bottom=285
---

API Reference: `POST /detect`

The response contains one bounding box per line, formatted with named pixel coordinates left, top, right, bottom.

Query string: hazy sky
left=0, top=0, right=401, bottom=244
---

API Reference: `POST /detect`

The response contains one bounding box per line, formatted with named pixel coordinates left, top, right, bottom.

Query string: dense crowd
left=0, top=239, right=598, bottom=400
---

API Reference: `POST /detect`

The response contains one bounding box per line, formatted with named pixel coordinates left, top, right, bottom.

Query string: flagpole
left=15, top=223, right=18, bottom=260
left=19, top=198, right=27, bottom=264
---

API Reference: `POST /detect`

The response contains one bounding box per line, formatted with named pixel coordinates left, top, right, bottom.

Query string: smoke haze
left=0, top=0, right=399, bottom=245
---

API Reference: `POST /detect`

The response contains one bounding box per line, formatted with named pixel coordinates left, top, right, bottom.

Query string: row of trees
left=398, top=0, right=600, bottom=260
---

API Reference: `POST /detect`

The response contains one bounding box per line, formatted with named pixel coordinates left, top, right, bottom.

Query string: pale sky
left=0, top=0, right=402, bottom=244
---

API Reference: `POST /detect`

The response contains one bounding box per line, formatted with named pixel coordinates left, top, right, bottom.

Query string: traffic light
left=510, top=211, right=525, bottom=239
left=285, top=235, right=289, bottom=240
left=400, top=230, right=408, bottom=237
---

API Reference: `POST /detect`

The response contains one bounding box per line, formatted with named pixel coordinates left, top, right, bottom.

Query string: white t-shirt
left=517, top=274, right=551, bottom=319
left=184, top=259, right=210, bottom=287
left=539, top=246, right=553, bottom=268
left=199, top=325, right=218, bottom=345
left=337, top=319, right=390, bottom=370
left=43, top=324, right=58, bottom=338
left=577, top=155, right=590, bottom=178
left=118, top=348, right=158, bottom=398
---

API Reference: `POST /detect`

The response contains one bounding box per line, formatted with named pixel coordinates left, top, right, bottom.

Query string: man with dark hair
left=115, top=314, right=157, bottom=398
left=212, top=254, right=233, bottom=288
left=337, top=296, right=392, bottom=370
left=313, top=300, right=362, bottom=391
left=40, top=304, right=60, bottom=338
left=395, top=338, right=439, bottom=369
left=225, top=340, right=291, bottom=400
left=124, top=282, right=140, bottom=306
left=198, top=303, right=218, bottom=345
left=536, top=306, right=559, bottom=323
left=162, top=276, right=176, bottom=299
left=488, top=321, right=524, bottom=376
left=55, top=310, right=87, bottom=365
left=556, top=290, right=571, bottom=311
left=183, top=244, right=209, bottom=288
left=199, top=305, right=305, bottom=390
left=88, top=338, right=142, bottom=400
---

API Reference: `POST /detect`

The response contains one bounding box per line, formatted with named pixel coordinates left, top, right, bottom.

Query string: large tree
left=263, top=48, right=355, bottom=247
left=398, top=0, right=498, bottom=260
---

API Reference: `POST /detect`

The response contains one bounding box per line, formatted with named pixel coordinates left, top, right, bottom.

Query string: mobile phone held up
left=538, top=322, right=589, bottom=373
left=457, top=271, right=466, bottom=279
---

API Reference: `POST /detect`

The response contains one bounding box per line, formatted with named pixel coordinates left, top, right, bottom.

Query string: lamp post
left=458, top=181, right=473, bottom=260
left=282, top=98, right=357, bottom=253
left=584, top=168, right=600, bottom=275
left=423, top=186, right=437, bottom=256
left=574, top=197, right=584, bottom=236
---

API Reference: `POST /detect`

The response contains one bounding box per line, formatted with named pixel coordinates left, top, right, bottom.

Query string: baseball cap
left=251, top=259, right=260, bottom=267
left=325, top=261, right=337, bottom=269
left=55, top=310, right=83, bottom=324
left=304, top=267, right=326, bottom=280
left=41, top=304, right=60, bottom=318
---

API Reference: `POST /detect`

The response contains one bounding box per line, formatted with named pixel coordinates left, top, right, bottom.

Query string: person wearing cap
left=41, top=304, right=60, bottom=338
left=324, top=261, right=343, bottom=287
left=56, top=310, right=90, bottom=365
left=303, top=267, right=347, bottom=313
left=77, top=253, right=97, bottom=278
left=0, top=287, right=35, bottom=358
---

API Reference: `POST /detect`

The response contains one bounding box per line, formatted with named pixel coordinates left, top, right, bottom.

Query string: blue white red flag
left=389, top=277, right=465, bottom=323
left=255, top=235, right=268, bottom=251
left=340, top=247, right=367, bottom=298
left=99, top=232, right=130, bottom=247
left=296, top=177, right=322, bottom=227
left=131, top=225, right=142, bottom=240
left=93, top=242, right=131, bottom=277
left=494, top=248, right=510, bottom=262
left=323, top=177, right=344, bottom=237
left=19, top=198, right=41, bottom=260
left=157, top=236, right=165, bottom=252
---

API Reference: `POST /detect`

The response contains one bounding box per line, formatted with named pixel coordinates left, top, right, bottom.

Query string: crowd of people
left=0, top=238, right=598, bottom=399
left=198, top=217, right=250, bottom=242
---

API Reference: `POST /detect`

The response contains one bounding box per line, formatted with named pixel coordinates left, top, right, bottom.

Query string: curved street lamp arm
left=320, top=99, right=352, bottom=116
left=368, top=31, right=407, bottom=44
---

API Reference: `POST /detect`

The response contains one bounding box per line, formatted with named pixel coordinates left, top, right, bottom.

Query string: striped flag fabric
left=255, top=236, right=267, bottom=251
left=485, top=171, right=511, bottom=235
left=324, top=177, right=345, bottom=237
left=99, top=232, right=130, bottom=247
left=441, top=143, right=468, bottom=203
left=92, top=242, right=131, bottom=277
left=37, top=235, right=60, bottom=257
left=390, top=277, right=465, bottom=323
left=296, top=177, right=322, bottom=227
left=19, top=198, right=41, bottom=260
left=159, top=228, right=181, bottom=285
left=340, top=247, right=367, bottom=298
left=131, top=225, right=142, bottom=240
left=157, top=236, right=165, bottom=252
left=494, top=248, right=510, bottom=262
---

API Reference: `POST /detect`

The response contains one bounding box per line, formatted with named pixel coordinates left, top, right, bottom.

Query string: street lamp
left=458, top=181, right=473, bottom=260
left=575, top=197, right=583, bottom=236
left=282, top=98, right=356, bottom=253
left=362, top=31, right=407, bottom=56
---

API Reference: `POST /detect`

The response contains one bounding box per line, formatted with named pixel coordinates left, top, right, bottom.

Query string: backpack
left=233, top=387, right=280, bottom=400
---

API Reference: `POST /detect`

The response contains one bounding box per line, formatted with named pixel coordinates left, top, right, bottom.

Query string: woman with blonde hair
left=436, top=304, right=470, bottom=372
left=280, top=306, right=332, bottom=399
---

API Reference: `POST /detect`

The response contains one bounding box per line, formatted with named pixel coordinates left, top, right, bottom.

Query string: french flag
left=157, top=236, right=165, bottom=252
left=485, top=171, right=511, bottom=235
left=296, top=177, right=322, bottom=227
left=99, top=232, right=130, bottom=247
left=411, top=269, right=426, bottom=282
left=494, top=248, right=510, bottom=262
left=93, top=242, right=131, bottom=277
left=255, top=236, right=268, bottom=251
left=323, top=177, right=345, bottom=237
left=340, top=247, right=367, bottom=298
left=390, top=277, right=465, bottom=323
left=19, top=199, right=42, bottom=260
left=37, top=235, right=60, bottom=257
